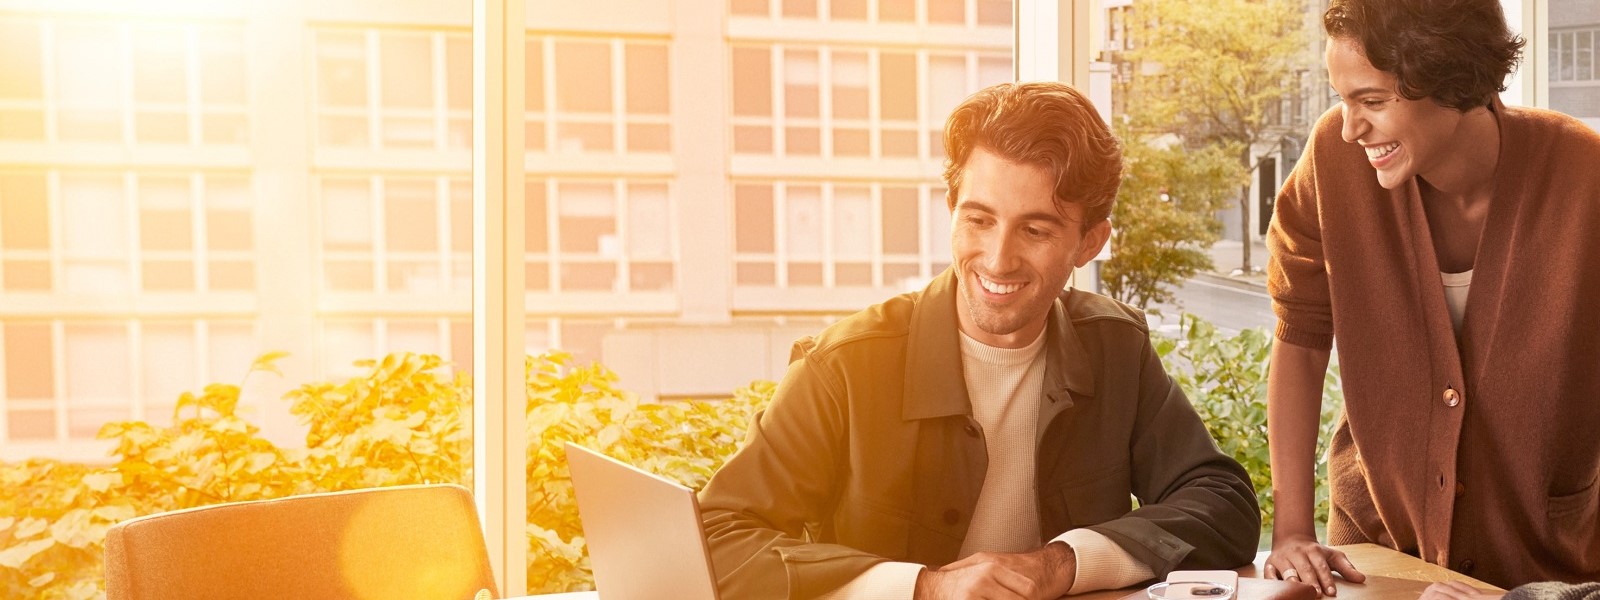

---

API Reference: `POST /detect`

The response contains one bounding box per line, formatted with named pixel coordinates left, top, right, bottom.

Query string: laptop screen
left=564, top=442, right=720, bottom=600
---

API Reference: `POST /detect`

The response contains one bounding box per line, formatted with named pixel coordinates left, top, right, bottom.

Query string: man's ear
left=1074, top=219, right=1111, bottom=268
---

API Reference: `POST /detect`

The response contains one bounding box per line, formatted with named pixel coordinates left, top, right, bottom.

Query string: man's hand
left=914, top=542, right=1077, bottom=600
left=1263, top=533, right=1365, bottom=597
left=1419, top=582, right=1504, bottom=600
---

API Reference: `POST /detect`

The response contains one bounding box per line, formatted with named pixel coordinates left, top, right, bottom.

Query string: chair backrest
left=104, top=483, right=497, bottom=600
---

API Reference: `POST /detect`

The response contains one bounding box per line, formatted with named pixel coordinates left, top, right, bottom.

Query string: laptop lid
left=564, top=442, right=720, bottom=600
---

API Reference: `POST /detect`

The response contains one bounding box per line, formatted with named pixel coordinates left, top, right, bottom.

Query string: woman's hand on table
left=1263, top=534, right=1366, bottom=597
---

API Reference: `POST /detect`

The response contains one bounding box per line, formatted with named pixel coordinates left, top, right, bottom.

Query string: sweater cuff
left=1055, top=528, right=1156, bottom=594
left=1274, top=321, right=1333, bottom=351
left=815, top=561, right=925, bottom=600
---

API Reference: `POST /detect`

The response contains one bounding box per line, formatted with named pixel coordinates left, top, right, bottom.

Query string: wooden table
left=1244, top=544, right=1502, bottom=589
left=511, top=544, right=1502, bottom=600
left=1072, top=544, right=1503, bottom=600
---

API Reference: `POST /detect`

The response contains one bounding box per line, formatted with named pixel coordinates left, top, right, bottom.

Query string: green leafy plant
left=286, top=352, right=472, bottom=491
left=1152, top=312, right=1344, bottom=530
left=0, top=352, right=472, bottom=599
left=0, top=351, right=772, bottom=598
left=1122, top=0, right=1310, bottom=273
left=1104, top=135, right=1243, bottom=307
left=1, top=317, right=1337, bottom=598
left=523, top=351, right=773, bottom=594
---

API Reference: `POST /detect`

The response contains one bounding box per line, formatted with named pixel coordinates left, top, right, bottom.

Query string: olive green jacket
left=698, top=269, right=1260, bottom=599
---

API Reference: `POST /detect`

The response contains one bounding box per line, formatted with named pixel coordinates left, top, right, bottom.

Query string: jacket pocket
left=1548, top=477, right=1600, bottom=572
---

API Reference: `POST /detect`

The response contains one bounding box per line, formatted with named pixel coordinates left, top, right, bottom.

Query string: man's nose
left=986, top=228, right=1022, bottom=272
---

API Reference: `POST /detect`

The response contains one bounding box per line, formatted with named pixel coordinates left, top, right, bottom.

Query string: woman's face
left=1325, top=37, right=1469, bottom=190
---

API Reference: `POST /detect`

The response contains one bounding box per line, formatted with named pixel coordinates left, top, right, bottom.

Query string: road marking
left=1184, top=277, right=1272, bottom=299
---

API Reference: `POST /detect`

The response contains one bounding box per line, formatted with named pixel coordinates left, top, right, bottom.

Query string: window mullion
left=471, top=0, right=528, bottom=595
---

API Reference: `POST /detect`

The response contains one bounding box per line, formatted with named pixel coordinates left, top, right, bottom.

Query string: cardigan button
left=1458, top=559, right=1476, bottom=574
left=1443, top=387, right=1460, bottom=407
left=943, top=509, right=961, bottom=525
left=964, top=421, right=980, bottom=438
left=1455, top=482, right=1466, bottom=498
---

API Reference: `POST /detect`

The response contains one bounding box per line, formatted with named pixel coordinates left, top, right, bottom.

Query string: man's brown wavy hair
left=1324, top=0, right=1524, bottom=111
left=941, top=82, right=1122, bottom=225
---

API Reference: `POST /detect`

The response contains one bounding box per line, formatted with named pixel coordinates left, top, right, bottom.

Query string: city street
left=1147, top=275, right=1277, bottom=336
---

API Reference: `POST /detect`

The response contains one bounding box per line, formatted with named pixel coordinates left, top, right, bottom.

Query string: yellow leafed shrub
left=0, top=351, right=773, bottom=598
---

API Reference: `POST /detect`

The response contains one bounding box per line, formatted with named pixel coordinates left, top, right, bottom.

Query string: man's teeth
left=1366, top=142, right=1399, bottom=160
left=980, top=276, right=1021, bottom=295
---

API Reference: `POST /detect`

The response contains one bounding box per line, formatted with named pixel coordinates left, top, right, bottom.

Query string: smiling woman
left=1263, top=0, right=1600, bottom=591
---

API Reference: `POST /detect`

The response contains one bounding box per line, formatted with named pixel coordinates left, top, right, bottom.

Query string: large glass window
left=512, top=1, right=1009, bottom=592
left=0, top=6, right=474, bottom=598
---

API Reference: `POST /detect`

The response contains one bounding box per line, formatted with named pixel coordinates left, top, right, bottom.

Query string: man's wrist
left=912, top=566, right=939, bottom=600
left=1046, top=541, right=1078, bottom=595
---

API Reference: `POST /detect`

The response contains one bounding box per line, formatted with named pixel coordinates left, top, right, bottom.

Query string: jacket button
left=1443, top=387, right=1460, bottom=407
left=964, top=422, right=980, bottom=437
left=1455, top=482, right=1466, bottom=498
left=1458, top=559, right=1475, bottom=574
left=943, top=509, right=961, bottom=525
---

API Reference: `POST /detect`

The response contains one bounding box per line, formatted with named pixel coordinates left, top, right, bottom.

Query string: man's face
left=951, top=147, right=1110, bottom=349
left=1325, top=37, right=1468, bottom=190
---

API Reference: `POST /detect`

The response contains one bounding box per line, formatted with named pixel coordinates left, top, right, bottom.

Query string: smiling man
left=698, top=82, right=1260, bottom=600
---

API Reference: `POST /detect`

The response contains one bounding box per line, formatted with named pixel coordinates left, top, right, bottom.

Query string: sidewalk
left=1199, top=238, right=1270, bottom=290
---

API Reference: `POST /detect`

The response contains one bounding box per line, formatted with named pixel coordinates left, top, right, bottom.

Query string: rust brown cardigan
left=1268, top=101, right=1600, bottom=588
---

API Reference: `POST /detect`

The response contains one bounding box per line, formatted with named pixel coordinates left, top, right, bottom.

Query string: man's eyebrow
left=1337, top=86, right=1394, bottom=98
left=955, top=199, right=1072, bottom=225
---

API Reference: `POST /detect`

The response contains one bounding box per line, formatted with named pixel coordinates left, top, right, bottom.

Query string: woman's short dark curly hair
left=942, top=81, right=1122, bottom=225
left=1324, top=0, right=1525, bottom=111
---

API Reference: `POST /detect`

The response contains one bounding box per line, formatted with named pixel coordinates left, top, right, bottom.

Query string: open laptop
left=564, top=442, right=720, bottom=600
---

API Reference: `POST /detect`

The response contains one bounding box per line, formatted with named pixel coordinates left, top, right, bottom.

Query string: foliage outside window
left=1118, top=0, right=1310, bottom=275
left=1103, top=132, right=1242, bottom=308
left=0, top=316, right=1339, bottom=597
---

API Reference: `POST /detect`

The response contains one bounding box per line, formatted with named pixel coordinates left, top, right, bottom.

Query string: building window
left=1552, top=27, right=1598, bottom=84
left=526, top=35, right=671, bottom=155
left=728, top=0, right=1010, bottom=27
left=731, top=44, right=1011, bottom=159
left=0, top=170, right=255, bottom=295
left=526, top=178, right=677, bottom=293
left=314, top=28, right=471, bottom=151
left=2, top=319, right=258, bottom=442
left=0, top=16, right=247, bottom=146
left=733, top=181, right=950, bottom=288
left=318, top=175, right=471, bottom=294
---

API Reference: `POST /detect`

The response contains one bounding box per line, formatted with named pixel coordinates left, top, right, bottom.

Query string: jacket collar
left=901, top=268, right=1097, bottom=421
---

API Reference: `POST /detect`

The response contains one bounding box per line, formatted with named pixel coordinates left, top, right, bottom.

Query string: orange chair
left=104, top=483, right=498, bottom=600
